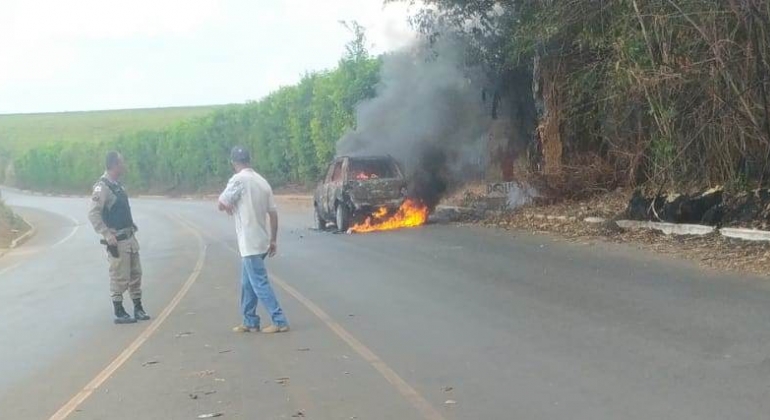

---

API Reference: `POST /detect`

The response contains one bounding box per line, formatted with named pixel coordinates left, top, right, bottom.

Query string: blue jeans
left=240, top=254, right=288, bottom=329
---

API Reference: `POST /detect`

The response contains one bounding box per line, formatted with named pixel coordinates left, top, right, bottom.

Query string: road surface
left=1, top=188, right=769, bottom=420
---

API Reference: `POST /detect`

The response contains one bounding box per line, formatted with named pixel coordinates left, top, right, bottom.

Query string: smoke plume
left=336, top=38, right=490, bottom=210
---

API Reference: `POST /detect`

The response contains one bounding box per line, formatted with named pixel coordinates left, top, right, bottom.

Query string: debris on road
left=192, top=370, right=215, bottom=378
left=189, top=393, right=198, bottom=400
left=443, top=386, right=454, bottom=392
left=275, top=377, right=290, bottom=386
left=204, top=391, right=217, bottom=396
left=141, top=360, right=160, bottom=367
left=218, top=349, right=233, bottom=354
left=291, top=410, right=306, bottom=418
left=197, top=413, right=223, bottom=419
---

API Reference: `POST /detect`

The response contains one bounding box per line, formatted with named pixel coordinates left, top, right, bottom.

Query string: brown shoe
left=261, top=325, right=289, bottom=334
left=232, top=325, right=258, bottom=333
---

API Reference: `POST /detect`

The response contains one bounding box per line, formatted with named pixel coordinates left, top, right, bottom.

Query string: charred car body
left=314, top=155, right=408, bottom=231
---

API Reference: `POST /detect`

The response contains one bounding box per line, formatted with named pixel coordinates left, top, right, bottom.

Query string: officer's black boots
left=113, top=301, right=137, bottom=324
left=133, top=298, right=151, bottom=321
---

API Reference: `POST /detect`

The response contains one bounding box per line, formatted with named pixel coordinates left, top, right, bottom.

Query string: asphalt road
left=1, top=188, right=769, bottom=420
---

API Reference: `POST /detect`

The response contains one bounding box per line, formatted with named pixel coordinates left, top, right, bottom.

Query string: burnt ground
left=625, top=188, right=770, bottom=230
left=448, top=189, right=770, bottom=277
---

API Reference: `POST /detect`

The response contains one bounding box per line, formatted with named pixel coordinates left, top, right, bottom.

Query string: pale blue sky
left=0, top=0, right=417, bottom=114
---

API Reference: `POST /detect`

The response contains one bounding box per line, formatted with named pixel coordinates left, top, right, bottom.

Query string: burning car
left=313, top=155, right=412, bottom=231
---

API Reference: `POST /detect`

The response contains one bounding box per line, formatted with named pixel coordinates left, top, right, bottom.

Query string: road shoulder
left=0, top=201, right=33, bottom=250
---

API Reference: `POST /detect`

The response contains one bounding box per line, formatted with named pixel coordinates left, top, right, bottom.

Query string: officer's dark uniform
left=88, top=174, right=150, bottom=324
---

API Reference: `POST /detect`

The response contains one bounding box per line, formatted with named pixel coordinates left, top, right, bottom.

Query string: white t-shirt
left=218, top=168, right=277, bottom=257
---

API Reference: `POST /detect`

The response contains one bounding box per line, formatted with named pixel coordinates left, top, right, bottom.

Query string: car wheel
left=314, top=206, right=326, bottom=231
left=336, top=203, right=351, bottom=232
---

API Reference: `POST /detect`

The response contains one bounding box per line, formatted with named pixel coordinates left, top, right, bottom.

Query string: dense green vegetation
left=10, top=28, right=380, bottom=193
left=14, top=2, right=767, bottom=195
left=398, top=0, right=770, bottom=193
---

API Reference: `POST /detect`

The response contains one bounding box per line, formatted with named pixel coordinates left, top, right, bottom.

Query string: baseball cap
left=230, top=146, right=251, bottom=163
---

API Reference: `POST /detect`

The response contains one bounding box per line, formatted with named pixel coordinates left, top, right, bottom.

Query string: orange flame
left=349, top=199, right=429, bottom=233
left=355, top=172, right=379, bottom=180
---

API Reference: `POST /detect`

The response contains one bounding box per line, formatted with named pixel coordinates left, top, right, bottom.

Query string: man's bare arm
left=268, top=210, right=278, bottom=257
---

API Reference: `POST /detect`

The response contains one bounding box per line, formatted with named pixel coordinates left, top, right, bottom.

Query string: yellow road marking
left=51, top=211, right=444, bottom=420
left=48, top=214, right=206, bottom=420
left=271, top=273, right=447, bottom=420
left=210, top=234, right=446, bottom=420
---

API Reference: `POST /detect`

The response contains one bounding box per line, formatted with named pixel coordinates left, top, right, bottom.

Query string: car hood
left=347, top=179, right=405, bottom=205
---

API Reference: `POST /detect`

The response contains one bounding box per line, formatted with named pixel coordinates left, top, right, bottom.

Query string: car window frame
left=330, top=160, right=344, bottom=183
left=324, top=162, right=337, bottom=183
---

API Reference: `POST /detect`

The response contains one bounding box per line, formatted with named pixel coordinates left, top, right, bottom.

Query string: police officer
left=88, top=151, right=150, bottom=324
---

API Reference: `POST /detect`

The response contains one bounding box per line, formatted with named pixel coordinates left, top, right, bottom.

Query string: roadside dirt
left=475, top=190, right=770, bottom=277
left=0, top=202, right=29, bottom=248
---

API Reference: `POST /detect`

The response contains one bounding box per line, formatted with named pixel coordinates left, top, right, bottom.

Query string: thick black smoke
left=336, top=37, right=490, bottom=211
left=409, top=145, right=449, bottom=210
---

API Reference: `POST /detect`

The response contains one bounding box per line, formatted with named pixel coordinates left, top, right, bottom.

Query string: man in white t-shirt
left=218, top=146, right=289, bottom=334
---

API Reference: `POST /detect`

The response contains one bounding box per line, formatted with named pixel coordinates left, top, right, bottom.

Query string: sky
left=0, top=0, right=419, bottom=114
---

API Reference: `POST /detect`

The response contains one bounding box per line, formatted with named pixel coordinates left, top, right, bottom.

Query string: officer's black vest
left=100, top=178, right=136, bottom=231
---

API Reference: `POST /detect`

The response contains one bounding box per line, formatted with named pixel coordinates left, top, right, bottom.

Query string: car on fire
left=313, top=155, right=408, bottom=231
